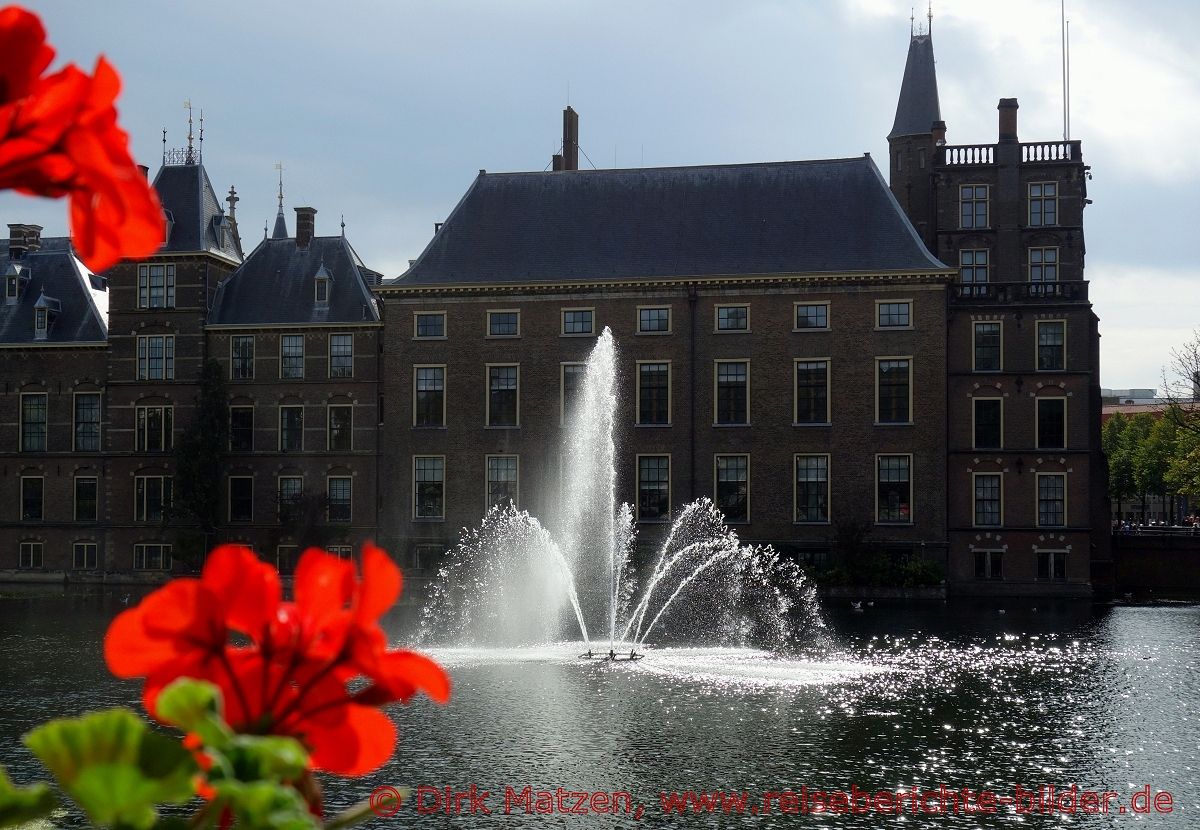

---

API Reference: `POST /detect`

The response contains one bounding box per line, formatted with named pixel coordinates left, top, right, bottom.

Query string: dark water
left=1, top=589, right=1197, bottom=827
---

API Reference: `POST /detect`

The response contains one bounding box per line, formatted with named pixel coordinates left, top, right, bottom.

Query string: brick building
left=0, top=26, right=1106, bottom=595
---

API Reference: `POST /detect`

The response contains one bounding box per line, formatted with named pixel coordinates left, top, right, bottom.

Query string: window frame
left=486, top=309, right=521, bottom=338
left=1028, top=181, right=1058, bottom=227
left=136, top=335, right=175, bottom=380
left=635, top=454, right=671, bottom=523
left=635, top=360, right=671, bottom=426
left=314, top=276, right=330, bottom=305
left=326, top=475, right=352, bottom=523
left=972, top=471, right=1003, bottom=528
left=137, top=263, right=176, bottom=309
left=793, top=358, right=831, bottom=426
left=1037, top=319, right=1067, bottom=372
left=974, top=548, right=1004, bottom=581
left=230, top=335, right=255, bottom=381
left=972, top=321, right=1003, bottom=372
left=1035, top=397, right=1068, bottom=450
left=1036, top=548, right=1068, bottom=581
left=713, top=359, right=751, bottom=426
left=20, top=475, right=44, bottom=521
left=19, top=541, right=44, bottom=569
left=793, top=453, right=831, bottom=525
left=135, top=405, right=174, bottom=452
left=636, top=305, right=672, bottom=335
left=74, top=475, right=98, bottom=522
left=133, top=474, right=172, bottom=523
left=485, top=363, right=520, bottom=428
left=327, top=404, right=353, bottom=451
left=278, top=405, right=304, bottom=452
left=875, top=299, right=913, bottom=330
left=793, top=301, right=830, bottom=332
left=73, top=541, right=98, bottom=570
left=1028, top=246, right=1060, bottom=287
left=972, top=397, right=1004, bottom=450
left=413, top=311, right=447, bottom=340
left=485, top=454, right=519, bottom=511
left=228, top=476, right=254, bottom=523
left=133, top=543, right=172, bottom=571
left=229, top=406, right=254, bottom=452
left=560, top=307, right=595, bottom=337
left=328, top=333, right=353, bottom=379
left=959, top=249, right=989, bottom=295
left=20, top=392, right=48, bottom=452
left=959, top=184, right=989, bottom=229
left=412, top=364, right=447, bottom=428
left=1036, top=472, right=1068, bottom=527
left=875, top=454, right=913, bottom=525
left=714, top=304, right=750, bottom=333
left=279, top=334, right=305, bottom=380
left=560, top=362, right=586, bottom=425
left=413, top=455, right=446, bottom=521
left=73, top=391, right=102, bottom=452
left=874, top=356, right=913, bottom=425
left=713, top=453, right=751, bottom=524
left=276, top=476, right=303, bottom=521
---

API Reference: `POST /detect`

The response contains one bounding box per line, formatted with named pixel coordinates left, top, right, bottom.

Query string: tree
left=1120, top=414, right=1154, bottom=522
left=169, top=359, right=229, bottom=564
left=1102, top=412, right=1133, bottom=519
left=1134, top=414, right=1179, bottom=523
left=1161, top=330, right=1200, bottom=435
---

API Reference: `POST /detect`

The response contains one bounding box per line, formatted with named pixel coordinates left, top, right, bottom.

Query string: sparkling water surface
left=2, top=589, right=1197, bottom=827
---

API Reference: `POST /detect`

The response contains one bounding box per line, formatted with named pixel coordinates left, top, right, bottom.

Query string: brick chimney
left=562, top=106, right=579, bottom=171
left=998, top=98, right=1019, bottom=143
left=294, top=207, right=316, bottom=249
left=931, top=119, right=947, bottom=145
left=8, top=224, right=43, bottom=259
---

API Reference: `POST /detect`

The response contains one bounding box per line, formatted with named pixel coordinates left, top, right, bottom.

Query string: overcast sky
left=8, top=0, right=1197, bottom=390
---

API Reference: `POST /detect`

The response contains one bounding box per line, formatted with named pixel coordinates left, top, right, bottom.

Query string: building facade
left=0, top=27, right=1106, bottom=595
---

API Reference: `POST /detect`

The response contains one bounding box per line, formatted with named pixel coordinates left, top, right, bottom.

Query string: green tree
left=1134, top=414, right=1179, bottom=522
left=169, top=359, right=229, bottom=564
left=1120, top=414, right=1154, bottom=522
left=1102, top=412, right=1133, bottom=519
left=1167, top=428, right=1200, bottom=506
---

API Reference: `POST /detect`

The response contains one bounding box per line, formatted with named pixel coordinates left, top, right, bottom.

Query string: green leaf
left=24, top=709, right=197, bottom=830
left=214, top=780, right=319, bottom=830
left=226, top=735, right=308, bottom=783
left=155, top=679, right=232, bottom=749
left=0, top=765, right=56, bottom=829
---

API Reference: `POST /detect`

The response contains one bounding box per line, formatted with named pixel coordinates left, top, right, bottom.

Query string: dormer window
left=32, top=293, right=60, bottom=341
left=34, top=307, right=47, bottom=332
left=5, top=275, right=16, bottom=302
left=315, top=277, right=329, bottom=304
left=5, top=263, right=27, bottom=306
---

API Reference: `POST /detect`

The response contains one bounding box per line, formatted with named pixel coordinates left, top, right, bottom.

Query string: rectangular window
left=715, top=305, right=749, bottom=332
left=134, top=476, right=172, bottom=522
left=415, top=312, right=446, bottom=339
left=1037, top=549, right=1067, bottom=581
left=73, top=542, right=97, bottom=569
left=877, top=301, right=911, bottom=328
left=1037, top=398, right=1066, bottom=449
left=74, top=392, right=101, bottom=451
left=229, top=477, right=253, bottom=523
left=136, top=406, right=173, bottom=452
left=715, top=455, right=749, bottom=523
left=414, top=456, right=445, bottom=519
left=973, top=398, right=1003, bottom=449
left=414, top=366, right=445, bottom=427
left=973, top=322, right=1001, bottom=371
left=637, top=455, right=670, bottom=521
left=315, top=278, right=329, bottom=304
left=231, top=336, right=254, bottom=380
left=137, top=264, right=175, bottom=309
left=328, top=545, right=354, bottom=560
left=974, top=549, right=1003, bottom=580
left=136, top=335, right=175, bottom=380
left=959, top=184, right=988, bottom=229
left=75, top=476, right=98, bottom=522
left=561, top=363, right=585, bottom=423
left=876, top=358, right=911, bottom=423
left=561, top=308, right=594, bottom=335
left=487, top=310, right=520, bottom=337
left=637, top=362, right=670, bottom=425
left=21, top=477, right=43, bottom=521
left=327, top=477, right=352, bottom=523
left=486, top=455, right=518, bottom=509
left=276, top=545, right=299, bottom=576
left=134, top=544, right=172, bottom=571
left=794, top=302, right=829, bottom=330
left=229, top=407, right=253, bottom=452
left=280, top=334, right=304, bottom=379
left=277, top=477, right=303, bottom=521
left=974, top=473, right=1002, bottom=527
left=21, top=392, right=47, bottom=452
left=329, top=334, right=353, bottom=378
left=715, top=360, right=749, bottom=425
left=279, top=406, right=304, bottom=452
left=19, top=542, right=43, bottom=569
left=1037, top=321, right=1066, bottom=371
left=1029, top=182, right=1058, bottom=227
left=638, top=307, right=670, bottom=334
left=1029, top=247, right=1059, bottom=291
left=794, top=455, right=829, bottom=523
left=1038, top=474, right=1066, bottom=527
left=327, top=405, right=353, bottom=451
left=959, top=249, right=989, bottom=296
left=487, top=365, right=519, bottom=427
left=794, top=360, right=829, bottom=424
left=876, top=455, right=911, bottom=523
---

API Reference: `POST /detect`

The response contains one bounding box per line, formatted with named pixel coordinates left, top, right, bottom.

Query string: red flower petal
left=301, top=703, right=396, bottom=776
left=295, top=548, right=355, bottom=623
left=201, top=545, right=281, bottom=637
left=356, top=542, right=402, bottom=624
left=356, top=649, right=451, bottom=706
left=0, top=7, right=54, bottom=103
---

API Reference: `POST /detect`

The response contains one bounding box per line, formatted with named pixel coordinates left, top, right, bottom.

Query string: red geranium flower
left=105, top=544, right=450, bottom=776
left=0, top=5, right=163, bottom=272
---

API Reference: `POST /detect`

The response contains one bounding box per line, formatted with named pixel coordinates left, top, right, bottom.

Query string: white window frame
left=874, top=356, right=913, bottom=425
left=328, top=333, right=353, bottom=379
left=972, top=471, right=1003, bottom=528
left=793, top=358, right=831, bottom=426
left=972, top=320, right=1003, bottom=372
left=136, top=335, right=175, bottom=380
left=326, top=475, right=352, bottom=523
left=278, top=405, right=304, bottom=452
left=134, top=475, right=172, bottom=523
left=230, top=335, right=255, bottom=381
left=793, top=301, right=830, bottom=331
left=279, top=334, right=305, bottom=380
left=413, top=455, right=446, bottom=520
left=413, top=364, right=447, bottom=428
left=713, top=359, right=751, bottom=426
left=73, top=542, right=98, bottom=569
left=485, top=363, right=520, bottom=428
left=875, top=454, right=913, bottom=525
left=972, top=397, right=1004, bottom=450
left=20, top=476, right=44, bottom=521
left=793, top=453, right=831, bottom=524
left=20, top=392, right=47, bottom=453
left=560, top=362, right=585, bottom=425
left=486, top=309, right=521, bottom=338
left=713, top=453, right=751, bottom=524
left=74, top=475, right=99, bottom=522
left=484, top=454, right=520, bottom=511
left=635, top=454, right=671, bottom=523
left=327, top=403, right=354, bottom=451
left=19, top=541, right=44, bottom=569
left=1036, top=319, right=1067, bottom=372
left=635, top=360, right=672, bottom=426
left=714, top=304, right=750, bottom=333
left=413, top=310, right=447, bottom=340
left=560, top=307, right=595, bottom=337
left=135, top=405, right=174, bottom=452
left=875, top=299, right=913, bottom=330
left=137, top=263, right=175, bottom=309
left=636, top=305, right=672, bottom=335
left=1028, top=181, right=1058, bottom=227
left=1036, top=472, right=1068, bottom=528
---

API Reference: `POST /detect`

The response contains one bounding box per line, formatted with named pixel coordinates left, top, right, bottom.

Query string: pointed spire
left=184, top=99, right=194, bottom=164
left=271, top=162, right=288, bottom=239
left=888, top=23, right=941, bottom=139
left=198, top=109, right=204, bottom=163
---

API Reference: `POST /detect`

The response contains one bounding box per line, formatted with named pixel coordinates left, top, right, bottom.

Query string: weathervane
left=275, top=162, right=284, bottom=213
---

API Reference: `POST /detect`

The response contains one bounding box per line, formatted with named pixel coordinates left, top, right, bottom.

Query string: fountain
left=419, top=328, right=826, bottom=654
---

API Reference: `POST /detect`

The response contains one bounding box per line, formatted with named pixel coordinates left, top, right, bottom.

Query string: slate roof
left=209, top=235, right=381, bottom=326
left=0, top=237, right=108, bottom=344
left=394, top=156, right=946, bottom=286
left=271, top=211, right=288, bottom=240
left=888, top=34, right=941, bottom=139
left=152, top=163, right=243, bottom=261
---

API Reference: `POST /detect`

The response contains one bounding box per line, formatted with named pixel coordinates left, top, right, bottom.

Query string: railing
left=1022, top=140, right=1081, bottom=163
left=938, top=140, right=1083, bottom=166
left=941, top=144, right=994, bottom=165
left=951, top=281, right=1089, bottom=303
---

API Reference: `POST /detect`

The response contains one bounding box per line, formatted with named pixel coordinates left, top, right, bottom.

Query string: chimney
left=562, top=106, right=579, bottom=171
left=8, top=224, right=43, bottom=259
left=931, top=119, right=947, bottom=145
left=294, top=207, right=316, bottom=249
left=551, top=153, right=564, bottom=171
left=137, top=164, right=149, bottom=180
left=997, top=98, right=1019, bottom=143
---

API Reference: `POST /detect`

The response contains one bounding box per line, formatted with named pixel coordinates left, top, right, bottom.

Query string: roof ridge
left=477, top=156, right=873, bottom=178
